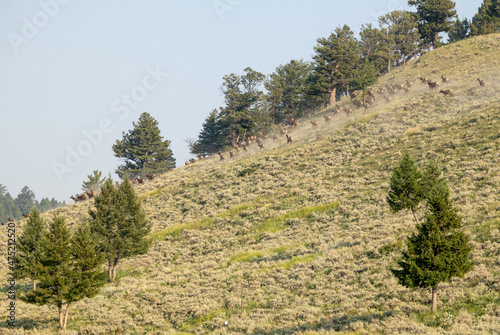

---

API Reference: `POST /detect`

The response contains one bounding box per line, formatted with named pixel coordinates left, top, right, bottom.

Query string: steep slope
left=1, top=34, right=499, bottom=334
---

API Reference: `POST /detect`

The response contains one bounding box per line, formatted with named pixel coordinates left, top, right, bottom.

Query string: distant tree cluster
left=0, top=184, right=65, bottom=223
left=448, top=0, right=500, bottom=42
left=189, top=0, right=497, bottom=157
left=13, top=177, right=151, bottom=330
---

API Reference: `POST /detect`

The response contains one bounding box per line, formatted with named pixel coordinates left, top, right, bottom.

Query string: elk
left=185, top=160, right=190, bottom=166
left=404, top=86, right=411, bottom=93
left=440, top=89, right=453, bottom=96
left=86, top=189, right=95, bottom=199
left=441, top=75, right=448, bottom=85
left=477, top=78, right=486, bottom=87
left=272, top=134, right=279, bottom=141
left=258, top=142, right=265, bottom=150
left=385, top=96, right=392, bottom=104
left=285, top=134, right=293, bottom=144
left=427, top=81, right=438, bottom=89
left=311, top=120, right=319, bottom=129
left=218, top=152, right=225, bottom=160
left=280, top=128, right=287, bottom=135
left=406, top=80, right=413, bottom=88
left=135, top=177, right=145, bottom=184
left=22, top=213, right=30, bottom=218
left=349, top=91, right=358, bottom=99
left=345, top=107, right=353, bottom=115
left=229, top=151, right=235, bottom=158
left=354, top=100, right=364, bottom=108
left=146, top=172, right=155, bottom=181
left=419, top=76, right=428, bottom=84
left=324, top=115, right=332, bottom=123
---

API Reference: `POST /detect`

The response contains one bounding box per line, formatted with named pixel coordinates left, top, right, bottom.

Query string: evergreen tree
left=387, top=152, right=423, bottom=225
left=359, top=23, right=394, bottom=74
left=1, top=192, right=22, bottom=222
left=14, top=207, right=46, bottom=291
left=265, top=59, right=312, bottom=122
left=408, top=0, right=457, bottom=49
left=21, top=214, right=106, bottom=329
left=190, top=109, right=224, bottom=156
left=113, top=112, right=176, bottom=178
left=379, top=11, right=421, bottom=67
left=307, top=25, right=360, bottom=106
left=391, top=182, right=473, bottom=312
left=218, top=68, right=266, bottom=143
left=81, top=170, right=106, bottom=192
left=15, top=186, right=36, bottom=215
left=89, top=177, right=151, bottom=282
left=448, top=17, right=471, bottom=42
left=349, top=61, right=379, bottom=97
left=470, top=0, right=500, bottom=36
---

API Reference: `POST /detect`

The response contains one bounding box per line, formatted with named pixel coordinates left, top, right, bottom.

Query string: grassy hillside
left=2, top=34, right=499, bottom=334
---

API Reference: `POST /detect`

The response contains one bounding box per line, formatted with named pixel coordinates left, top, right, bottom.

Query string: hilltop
left=1, top=34, right=499, bottom=334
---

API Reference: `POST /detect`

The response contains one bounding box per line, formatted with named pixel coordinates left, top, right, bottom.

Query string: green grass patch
left=469, top=218, right=500, bottom=243
left=229, top=250, right=264, bottom=264
left=254, top=202, right=339, bottom=236
left=278, top=253, right=321, bottom=270
left=150, top=217, right=214, bottom=240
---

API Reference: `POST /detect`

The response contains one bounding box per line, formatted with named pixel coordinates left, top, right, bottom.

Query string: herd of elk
left=70, top=189, right=95, bottom=203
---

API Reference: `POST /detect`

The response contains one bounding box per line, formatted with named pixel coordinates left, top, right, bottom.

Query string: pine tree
left=265, top=59, right=312, bottom=122
left=190, top=109, right=224, bottom=156
left=113, top=112, right=176, bottom=178
left=89, top=177, right=151, bottom=282
left=359, top=23, right=394, bottom=74
left=21, top=214, right=106, bottom=329
left=470, top=0, right=500, bottom=36
left=15, top=186, right=36, bottom=215
left=448, top=18, right=470, bottom=43
left=409, top=0, right=458, bottom=49
left=308, top=25, right=360, bottom=106
left=387, top=152, right=423, bottom=225
left=379, top=11, right=421, bottom=67
left=391, top=182, right=473, bottom=312
left=81, top=170, right=106, bottom=192
left=14, top=207, right=46, bottom=291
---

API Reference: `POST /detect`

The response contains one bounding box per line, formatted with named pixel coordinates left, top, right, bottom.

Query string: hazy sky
left=0, top=0, right=483, bottom=202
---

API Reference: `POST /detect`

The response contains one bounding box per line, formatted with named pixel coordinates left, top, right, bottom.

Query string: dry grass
left=1, top=34, right=499, bottom=334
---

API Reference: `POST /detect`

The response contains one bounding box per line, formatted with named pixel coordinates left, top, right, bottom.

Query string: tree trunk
left=431, top=287, right=438, bottom=312
left=108, top=262, right=113, bottom=282
left=387, top=58, right=391, bottom=73
left=411, top=208, right=420, bottom=226
left=112, top=261, right=119, bottom=282
left=58, top=302, right=64, bottom=329
left=33, top=280, right=36, bottom=291
left=329, top=88, right=336, bottom=107
left=63, top=302, right=71, bottom=330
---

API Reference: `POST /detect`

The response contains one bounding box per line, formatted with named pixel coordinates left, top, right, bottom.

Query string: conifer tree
left=113, top=112, right=176, bottom=178
left=387, top=152, right=423, bottom=225
left=265, top=59, right=312, bottom=121
left=391, top=182, right=473, bottom=312
left=409, top=0, right=458, bottom=49
left=21, top=214, right=106, bottom=329
left=308, top=25, right=360, bottom=106
left=15, top=186, right=36, bottom=215
left=89, top=177, right=151, bottom=282
left=14, top=207, right=46, bottom=291
left=470, top=0, right=500, bottom=36
left=190, top=109, right=224, bottom=156
left=81, top=170, right=106, bottom=192
left=448, top=18, right=471, bottom=43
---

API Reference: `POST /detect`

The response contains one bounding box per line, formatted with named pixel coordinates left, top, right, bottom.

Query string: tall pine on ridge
left=113, top=112, right=176, bottom=178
